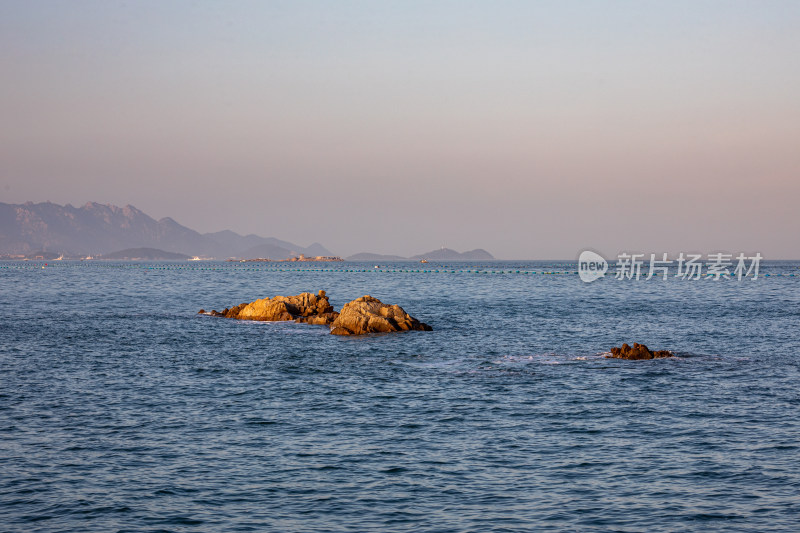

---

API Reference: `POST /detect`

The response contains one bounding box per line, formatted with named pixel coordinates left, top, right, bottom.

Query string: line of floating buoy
left=0, top=263, right=796, bottom=277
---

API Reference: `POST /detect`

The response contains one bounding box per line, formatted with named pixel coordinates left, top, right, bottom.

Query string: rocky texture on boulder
left=202, top=292, right=433, bottom=334
left=330, top=295, right=432, bottom=336
left=206, top=290, right=339, bottom=325
left=607, top=342, right=673, bottom=360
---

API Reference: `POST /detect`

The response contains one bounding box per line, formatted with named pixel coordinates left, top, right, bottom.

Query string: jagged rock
left=204, top=290, right=338, bottom=324
left=607, top=342, right=673, bottom=360
left=330, top=295, right=432, bottom=336
left=202, top=291, right=432, bottom=333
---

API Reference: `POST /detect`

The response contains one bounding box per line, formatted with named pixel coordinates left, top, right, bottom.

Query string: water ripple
left=1, top=261, right=799, bottom=531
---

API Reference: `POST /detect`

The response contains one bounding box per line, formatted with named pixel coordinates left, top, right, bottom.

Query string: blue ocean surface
left=1, top=260, right=799, bottom=532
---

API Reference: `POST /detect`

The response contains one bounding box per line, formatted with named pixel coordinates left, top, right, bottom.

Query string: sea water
left=1, top=260, right=799, bottom=532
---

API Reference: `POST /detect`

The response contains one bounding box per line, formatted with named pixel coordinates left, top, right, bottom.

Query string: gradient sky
left=1, top=1, right=798, bottom=258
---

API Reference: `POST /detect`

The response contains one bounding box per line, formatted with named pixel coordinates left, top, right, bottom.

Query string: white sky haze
left=1, top=1, right=798, bottom=258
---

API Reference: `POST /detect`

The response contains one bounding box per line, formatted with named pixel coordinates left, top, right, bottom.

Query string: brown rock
left=295, top=312, right=339, bottom=326
left=330, top=295, right=432, bottom=336
left=205, top=290, right=337, bottom=323
left=607, top=342, right=673, bottom=360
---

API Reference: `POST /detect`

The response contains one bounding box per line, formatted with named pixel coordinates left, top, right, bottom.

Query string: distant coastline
left=228, top=254, right=344, bottom=263
left=0, top=201, right=495, bottom=261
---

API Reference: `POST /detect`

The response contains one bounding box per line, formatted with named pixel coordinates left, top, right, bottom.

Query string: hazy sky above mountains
left=1, top=1, right=798, bottom=258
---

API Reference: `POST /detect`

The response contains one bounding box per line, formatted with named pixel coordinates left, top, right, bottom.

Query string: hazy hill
left=0, top=201, right=332, bottom=259
left=410, top=248, right=495, bottom=261
left=202, top=231, right=330, bottom=257
left=346, top=248, right=495, bottom=262
left=235, top=243, right=296, bottom=260
left=345, top=252, right=409, bottom=261
left=304, top=242, right=333, bottom=256
left=204, top=230, right=270, bottom=252
left=101, top=248, right=190, bottom=260
left=411, top=248, right=494, bottom=261
left=230, top=240, right=333, bottom=260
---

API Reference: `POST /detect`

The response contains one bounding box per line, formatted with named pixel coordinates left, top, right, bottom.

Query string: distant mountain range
left=0, top=201, right=495, bottom=261
left=0, top=201, right=332, bottom=259
left=346, top=248, right=494, bottom=261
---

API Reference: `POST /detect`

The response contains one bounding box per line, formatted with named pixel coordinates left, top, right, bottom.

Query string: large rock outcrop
left=607, top=342, right=673, bottom=360
left=202, top=292, right=433, bottom=334
left=205, top=290, right=339, bottom=325
left=330, top=295, right=432, bottom=336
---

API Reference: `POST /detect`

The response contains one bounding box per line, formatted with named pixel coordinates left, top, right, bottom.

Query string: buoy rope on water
left=1, top=262, right=794, bottom=278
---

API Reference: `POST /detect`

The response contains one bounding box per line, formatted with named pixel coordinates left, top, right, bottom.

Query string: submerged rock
left=330, top=295, right=432, bottom=336
left=607, top=342, right=673, bottom=360
left=206, top=290, right=338, bottom=325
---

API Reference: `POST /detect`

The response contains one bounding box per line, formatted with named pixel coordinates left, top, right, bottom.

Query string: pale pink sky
left=1, top=1, right=798, bottom=258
